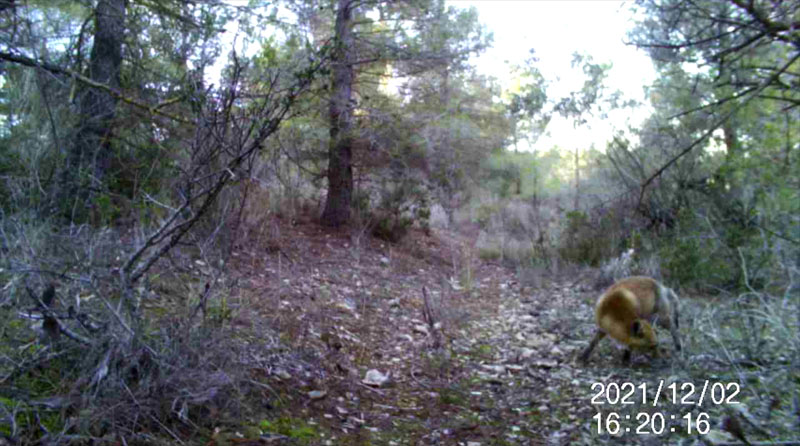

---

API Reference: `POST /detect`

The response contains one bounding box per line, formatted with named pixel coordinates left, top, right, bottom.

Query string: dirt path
left=225, top=223, right=693, bottom=445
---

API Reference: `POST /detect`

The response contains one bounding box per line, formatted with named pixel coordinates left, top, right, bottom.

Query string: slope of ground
left=195, top=218, right=787, bottom=446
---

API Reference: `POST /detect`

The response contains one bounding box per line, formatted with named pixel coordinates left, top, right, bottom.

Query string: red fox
left=579, top=276, right=681, bottom=363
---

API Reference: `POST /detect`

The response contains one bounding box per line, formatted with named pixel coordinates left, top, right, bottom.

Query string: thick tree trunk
left=62, top=0, right=125, bottom=217
left=321, top=0, right=355, bottom=227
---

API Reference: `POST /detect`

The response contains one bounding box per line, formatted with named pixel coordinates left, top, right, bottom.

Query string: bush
left=0, top=216, right=293, bottom=444
left=372, top=212, right=413, bottom=243
left=557, top=210, right=614, bottom=266
left=657, top=209, right=760, bottom=291
left=364, top=179, right=430, bottom=243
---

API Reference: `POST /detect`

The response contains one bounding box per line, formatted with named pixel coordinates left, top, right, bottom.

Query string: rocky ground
left=194, top=219, right=747, bottom=446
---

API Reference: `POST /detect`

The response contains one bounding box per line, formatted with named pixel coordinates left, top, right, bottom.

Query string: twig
left=25, top=284, right=93, bottom=345
left=409, top=369, right=431, bottom=389
left=101, top=296, right=134, bottom=336
left=422, top=286, right=435, bottom=329
left=189, top=282, right=211, bottom=322
left=357, top=381, right=386, bottom=396
left=121, top=381, right=185, bottom=444
left=245, top=379, right=283, bottom=403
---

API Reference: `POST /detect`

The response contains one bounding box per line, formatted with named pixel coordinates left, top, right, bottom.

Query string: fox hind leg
left=579, top=330, right=606, bottom=362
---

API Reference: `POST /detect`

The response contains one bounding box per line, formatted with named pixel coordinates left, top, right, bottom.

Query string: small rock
left=338, top=299, right=357, bottom=312
left=530, top=359, right=558, bottom=369
left=363, top=369, right=391, bottom=387
left=308, top=390, right=327, bottom=400
left=480, top=364, right=505, bottom=374
left=348, top=415, right=365, bottom=425
left=519, top=348, right=536, bottom=360
left=413, top=324, right=430, bottom=335
left=398, top=334, right=414, bottom=343
left=703, top=430, right=737, bottom=445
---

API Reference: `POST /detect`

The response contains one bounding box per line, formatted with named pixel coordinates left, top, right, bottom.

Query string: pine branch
left=0, top=51, right=191, bottom=123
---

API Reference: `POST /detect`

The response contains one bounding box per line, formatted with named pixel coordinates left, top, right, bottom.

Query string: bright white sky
left=447, top=0, right=657, bottom=152
left=218, top=1, right=656, bottom=153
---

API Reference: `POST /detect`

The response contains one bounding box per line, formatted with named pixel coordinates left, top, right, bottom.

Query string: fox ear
left=631, top=320, right=643, bottom=337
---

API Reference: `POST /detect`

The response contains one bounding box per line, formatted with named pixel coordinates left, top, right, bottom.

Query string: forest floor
left=196, top=218, right=731, bottom=446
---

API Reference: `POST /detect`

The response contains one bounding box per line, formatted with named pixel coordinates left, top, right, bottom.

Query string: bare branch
left=0, top=51, right=190, bottom=123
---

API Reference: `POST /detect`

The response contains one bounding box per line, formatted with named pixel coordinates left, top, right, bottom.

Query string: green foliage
left=469, top=343, right=494, bottom=360
left=0, top=302, right=83, bottom=443
left=259, top=417, right=318, bottom=444
left=438, top=387, right=468, bottom=406
left=207, top=296, right=235, bottom=326
left=372, top=213, right=413, bottom=243
left=659, top=235, right=703, bottom=285
left=0, top=146, right=22, bottom=209
left=657, top=208, right=779, bottom=291
left=92, top=194, right=120, bottom=226
left=367, top=180, right=430, bottom=243
left=0, top=398, right=65, bottom=443
left=477, top=245, right=502, bottom=261
left=474, top=202, right=500, bottom=229
left=485, top=157, right=521, bottom=198
left=483, top=149, right=570, bottom=202
left=415, top=203, right=431, bottom=235
left=557, top=210, right=617, bottom=266
left=621, top=0, right=799, bottom=292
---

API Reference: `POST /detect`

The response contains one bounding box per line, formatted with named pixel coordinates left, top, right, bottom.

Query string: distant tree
left=0, top=0, right=325, bottom=283
left=61, top=0, right=125, bottom=217
left=320, top=0, right=356, bottom=226
left=619, top=0, right=799, bottom=288
left=506, top=51, right=549, bottom=152
left=317, top=0, right=490, bottom=226
left=629, top=0, right=799, bottom=200
left=0, top=0, right=232, bottom=220
left=552, top=53, right=613, bottom=211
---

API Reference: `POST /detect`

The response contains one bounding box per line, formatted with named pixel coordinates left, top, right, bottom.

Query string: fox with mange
left=580, top=276, right=681, bottom=363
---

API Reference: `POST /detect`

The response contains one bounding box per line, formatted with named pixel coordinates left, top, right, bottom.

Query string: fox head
left=628, top=319, right=658, bottom=352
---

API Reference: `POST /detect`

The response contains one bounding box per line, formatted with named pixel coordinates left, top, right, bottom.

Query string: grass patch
left=259, top=417, right=318, bottom=444
left=438, top=386, right=469, bottom=406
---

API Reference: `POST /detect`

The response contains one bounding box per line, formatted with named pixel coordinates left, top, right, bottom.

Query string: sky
left=446, top=0, right=657, bottom=152
left=217, top=1, right=657, bottom=153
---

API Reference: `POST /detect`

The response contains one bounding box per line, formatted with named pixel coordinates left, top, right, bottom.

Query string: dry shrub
left=468, top=197, right=559, bottom=267
left=681, top=282, right=799, bottom=441
left=1, top=278, right=293, bottom=443
left=595, top=248, right=636, bottom=288
left=0, top=216, right=301, bottom=444
left=229, top=178, right=275, bottom=249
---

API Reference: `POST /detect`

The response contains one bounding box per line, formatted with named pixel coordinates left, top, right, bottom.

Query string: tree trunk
left=321, top=0, right=355, bottom=227
left=62, top=0, right=125, bottom=218
left=573, top=147, right=580, bottom=210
